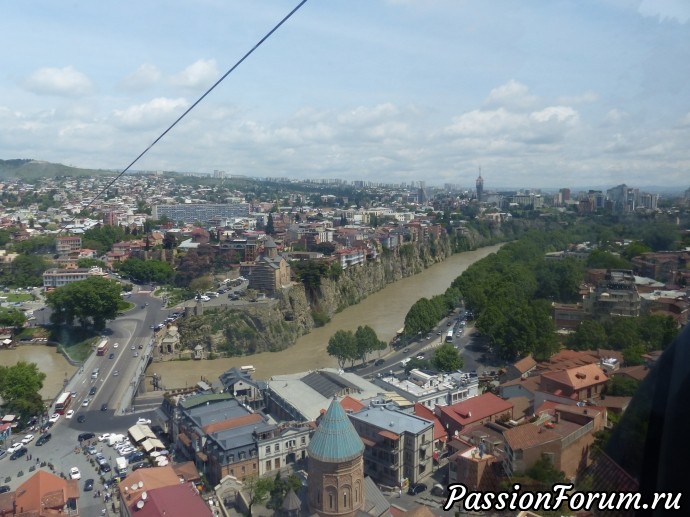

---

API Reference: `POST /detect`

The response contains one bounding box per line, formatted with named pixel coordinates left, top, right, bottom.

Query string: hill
left=0, top=159, right=112, bottom=180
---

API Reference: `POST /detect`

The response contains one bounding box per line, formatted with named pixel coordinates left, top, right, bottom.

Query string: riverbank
left=147, top=243, right=502, bottom=388
left=0, top=345, right=77, bottom=399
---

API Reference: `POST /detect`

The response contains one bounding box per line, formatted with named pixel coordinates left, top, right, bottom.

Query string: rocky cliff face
left=175, top=227, right=515, bottom=356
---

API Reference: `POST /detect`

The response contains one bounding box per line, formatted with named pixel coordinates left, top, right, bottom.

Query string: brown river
left=0, top=244, right=501, bottom=396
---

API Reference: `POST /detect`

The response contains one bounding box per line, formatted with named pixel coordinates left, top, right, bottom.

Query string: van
left=240, top=365, right=256, bottom=373
left=91, top=368, right=100, bottom=379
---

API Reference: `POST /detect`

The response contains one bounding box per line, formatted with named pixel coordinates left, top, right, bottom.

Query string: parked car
left=97, top=433, right=110, bottom=442
left=0, top=486, right=10, bottom=494
left=69, top=467, right=81, bottom=480
left=36, top=433, right=51, bottom=446
left=7, top=443, right=23, bottom=454
left=79, top=432, right=96, bottom=442
left=100, top=463, right=111, bottom=473
left=374, top=359, right=385, bottom=366
left=21, top=434, right=35, bottom=444
left=407, top=483, right=428, bottom=495
left=136, top=418, right=152, bottom=425
left=10, top=447, right=28, bottom=460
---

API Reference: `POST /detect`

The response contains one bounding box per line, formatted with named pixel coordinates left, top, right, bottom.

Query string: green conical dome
left=308, top=399, right=364, bottom=463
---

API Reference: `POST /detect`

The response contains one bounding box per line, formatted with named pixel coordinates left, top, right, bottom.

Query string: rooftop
left=308, top=398, right=365, bottom=463
left=350, top=405, right=434, bottom=436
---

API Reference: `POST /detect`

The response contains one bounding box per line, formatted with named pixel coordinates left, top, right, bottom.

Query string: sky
left=1, top=0, right=689, bottom=190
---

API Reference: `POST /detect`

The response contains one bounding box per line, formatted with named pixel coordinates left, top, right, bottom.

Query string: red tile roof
left=541, top=363, right=608, bottom=391
left=414, top=403, right=447, bottom=442
left=503, top=423, right=561, bottom=451
left=202, top=412, right=263, bottom=434
left=340, top=396, right=365, bottom=413
left=437, top=393, right=513, bottom=428
left=513, top=355, right=537, bottom=374
left=130, top=483, right=213, bottom=517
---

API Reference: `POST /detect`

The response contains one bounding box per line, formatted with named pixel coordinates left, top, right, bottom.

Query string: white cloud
left=112, top=97, right=189, bottom=129
left=604, top=109, right=629, bottom=124
left=120, top=64, right=161, bottom=91
left=170, top=59, right=219, bottom=90
left=484, top=80, right=538, bottom=111
left=638, top=0, right=690, bottom=23
left=558, top=91, right=599, bottom=105
left=23, top=66, right=94, bottom=97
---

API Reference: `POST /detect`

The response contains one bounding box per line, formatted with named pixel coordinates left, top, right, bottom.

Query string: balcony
left=419, top=442, right=430, bottom=451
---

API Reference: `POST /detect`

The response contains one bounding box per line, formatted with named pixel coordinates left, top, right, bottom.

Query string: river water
left=0, top=345, right=77, bottom=399
left=147, top=244, right=502, bottom=388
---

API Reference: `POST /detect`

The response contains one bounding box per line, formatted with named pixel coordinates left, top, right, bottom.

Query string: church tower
left=307, top=400, right=365, bottom=517
left=476, top=167, right=484, bottom=203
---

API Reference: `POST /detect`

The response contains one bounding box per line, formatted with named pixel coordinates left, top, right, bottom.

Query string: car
left=98, top=433, right=110, bottom=442
left=48, top=413, right=60, bottom=423
left=82, top=398, right=90, bottom=407
left=10, top=447, right=27, bottom=460
left=79, top=432, right=96, bottom=442
left=86, top=445, right=98, bottom=455
left=69, top=467, right=81, bottom=480
left=100, top=463, right=111, bottom=473
left=374, top=359, right=385, bottom=366
left=138, top=344, right=143, bottom=349
left=119, top=446, right=135, bottom=455
left=113, top=370, right=119, bottom=376
left=113, top=342, right=119, bottom=348
left=403, top=348, right=410, bottom=353
left=84, top=478, right=95, bottom=492
left=108, top=353, right=115, bottom=359
left=127, top=451, right=146, bottom=463
left=131, top=461, right=150, bottom=471
left=7, top=443, right=23, bottom=454
left=36, top=433, right=51, bottom=446
left=89, top=387, right=98, bottom=397
left=131, top=345, right=136, bottom=350
left=77, top=415, right=86, bottom=423
left=21, top=434, right=35, bottom=444
left=136, top=418, right=152, bottom=425
left=65, top=410, right=74, bottom=419
left=0, top=486, right=10, bottom=494
left=407, top=483, right=428, bottom=495
left=426, top=335, right=432, bottom=340
left=133, top=352, right=138, bottom=357
left=100, top=403, right=108, bottom=411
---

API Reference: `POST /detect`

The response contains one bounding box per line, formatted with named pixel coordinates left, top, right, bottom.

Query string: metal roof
left=307, top=399, right=364, bottom=463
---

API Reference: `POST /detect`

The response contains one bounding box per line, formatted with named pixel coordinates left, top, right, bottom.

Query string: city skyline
left=2, top=1, right=689, bottom=188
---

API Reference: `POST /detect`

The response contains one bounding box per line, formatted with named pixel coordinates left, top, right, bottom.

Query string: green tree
left=266, top=213, right=275, bottom=235
left=0, top=361, right=46, bottom=420
left=244, top=475, right=274, bottom=517
left=567, top=320, right=608, bottom=350
left=621, top=240, right=651, bottom=261
left=327, top=329, right=357, bottom=369
left=77, top=258, right=107, bottom=269
left=606, top=376, right=641, bottom=397
left=354, top=325, right=387, bottom=364
left=525, top=454, right=567, bottom=488
left=0, top=254, right=50, bottom=287
left=433, top=343, right=463, bottom=372
left=0, top=307, right=27, bottom=328
left=47, top=276, right=122, bottom=329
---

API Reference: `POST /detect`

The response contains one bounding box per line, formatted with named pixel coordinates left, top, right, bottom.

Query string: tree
left=525, top=454, right=567, bottom=488
left=0, top=254, right=50, bottom=287
left=0, top=307, right=27, bottom=328
left=0, top=361, right=46, bottom=420
left=606, top=376, right=641, bottom=397
left=433, top=343, right=463, bottom=372
left=354, top=325, right=387, bottom=364
left=567, top=320, right=608, bottom=350
left=327, top=329, right=357, bottom=369
left=266, top=213, right=275, bottom=235
left=47, top=276, right=122, bottom=329
left=244, top=475, right=273, bottom=517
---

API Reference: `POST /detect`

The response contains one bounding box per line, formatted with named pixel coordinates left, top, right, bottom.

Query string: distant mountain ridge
left=0, top=159, right=110, bottom=179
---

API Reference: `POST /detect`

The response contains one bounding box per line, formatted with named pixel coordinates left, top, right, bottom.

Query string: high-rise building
left=476, top=169, right=484, bottom=202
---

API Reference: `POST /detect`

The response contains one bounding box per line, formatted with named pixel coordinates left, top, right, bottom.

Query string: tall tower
left=307, top=400, right=365, bottom=517
left=476, top=167, right=484, bottom=202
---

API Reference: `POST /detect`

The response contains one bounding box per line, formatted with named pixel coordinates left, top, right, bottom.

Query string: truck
left=115, top=456, right=128, bottom=475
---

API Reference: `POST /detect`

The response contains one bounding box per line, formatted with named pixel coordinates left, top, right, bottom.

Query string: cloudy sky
left=2, top=0, right=689, bottom=189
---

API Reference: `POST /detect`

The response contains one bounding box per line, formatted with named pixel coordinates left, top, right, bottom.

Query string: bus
left=96, top=339, right=109, bottom=356
left=54, top=392, right=73, bottom=414
left=446, top=330, right=454, bottom=342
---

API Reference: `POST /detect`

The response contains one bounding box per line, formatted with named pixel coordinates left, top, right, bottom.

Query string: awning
left=140, top=437, right=165, bottom=452
left=361, top=436, right=377, bottom=447
left=378, top=430, right=400, bottom=441
left=128, top=424, right=156, bottom=443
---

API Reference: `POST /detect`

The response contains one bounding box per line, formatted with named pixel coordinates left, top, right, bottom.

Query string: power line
left=86, top=0, right=309, bottom=212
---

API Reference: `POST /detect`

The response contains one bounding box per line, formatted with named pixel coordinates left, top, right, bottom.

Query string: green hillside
left=0, top=159, right=112, bottom=180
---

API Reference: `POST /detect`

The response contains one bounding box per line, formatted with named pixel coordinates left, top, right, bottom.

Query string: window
left=275, top=444, right=280, bottom=452
left=266, top=460, right=271, bottom=471
left=301, top=436, right=306, bottom=445
left=265, top=446, right=270, bottom=454
left=329, top=494, right=333, bottom=509
left=344, top=493, right=348, bottom=508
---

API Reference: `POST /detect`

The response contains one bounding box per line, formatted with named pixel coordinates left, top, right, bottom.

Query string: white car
left=98, top=433, right=111, bottom=442
left=21, top=434, right=35, bottom=444
left=136, top=418, right=152, bottom=425
left=65, top=410, right=75, bottom=419
left=113, top=343, right=119, bottom=348
left=7, top=442, right=23, bottom=453
left=119, top=446, right=135, bottom=455
left=82, top=399, right=90, bottom=407
left=48, top=413, right=60, bottom=423
left=69, top=467, right=81, bottom=480
left=131, top=345, right=136, bottom=350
